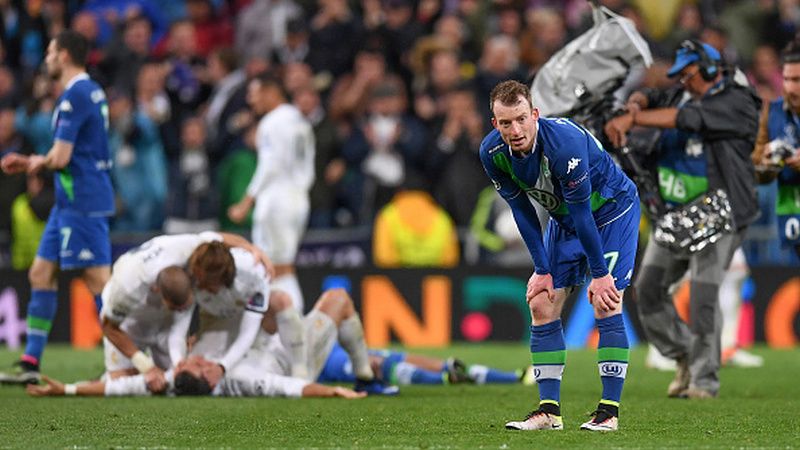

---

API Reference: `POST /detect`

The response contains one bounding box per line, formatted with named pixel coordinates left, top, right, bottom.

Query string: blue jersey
left=765, top=98, right=800, bottom=247
left=479, top=117, right=637, bottom=277
left=52, top=74, right=114, bottom=215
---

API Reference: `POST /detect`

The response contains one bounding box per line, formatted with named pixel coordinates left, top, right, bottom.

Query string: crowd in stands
left=1, top=0, right=798, bottom=268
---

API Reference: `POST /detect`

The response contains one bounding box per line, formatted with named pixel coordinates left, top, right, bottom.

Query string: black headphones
left=680, top=39, right=719, bottom=81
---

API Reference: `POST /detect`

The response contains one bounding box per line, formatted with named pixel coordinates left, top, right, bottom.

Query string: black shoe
left=0, top=360, right=40, bottom=385
left=445, top=357, right=474, bottom=384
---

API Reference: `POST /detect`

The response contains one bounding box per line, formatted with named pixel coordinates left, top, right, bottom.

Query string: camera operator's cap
left=667, top=41, right=721, bottom=78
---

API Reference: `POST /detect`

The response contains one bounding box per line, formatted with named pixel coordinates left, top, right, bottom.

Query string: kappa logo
left=59, top=100, right=73, bottom=112
left=77, top=249, right=95, bottom=261
left=566, top=157, right=581, bottom=174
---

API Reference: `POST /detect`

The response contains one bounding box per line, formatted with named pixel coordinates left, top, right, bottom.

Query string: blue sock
left=467, top=365, right=521, bottom=384
left=530, top=320, right=566, bottom=411
left=391, top=362, right=444, bottom=385
left=596, top=314, right=629, bottom=408
left=23, top=290, right=58, bottom=365
left=94, top=293, right=103, bottom=317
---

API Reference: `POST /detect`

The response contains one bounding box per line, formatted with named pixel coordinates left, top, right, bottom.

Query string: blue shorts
left=37, top=206, right=111, bottom=269
left=317, top=343, right=406, bottom=382
left=545, top=201, right=640, bottom=290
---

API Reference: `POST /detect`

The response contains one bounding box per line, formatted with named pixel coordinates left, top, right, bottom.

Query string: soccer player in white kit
left=186, top=241, right=309, bottom=383
left=228, top=73, right=315, bottom=312
left=100, top=232, right=273, bottom=384
left=27, top=289, right=397, bottom=398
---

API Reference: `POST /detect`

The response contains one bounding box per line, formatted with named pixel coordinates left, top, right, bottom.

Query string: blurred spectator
left=80, top=0, right=168, bottom=48
left=748, top=45, right=783, bottom=101
left=372, top=181, right=459, bottom=268
left=273, top=17, right=311, bottom=66
left=761, top=0, right=800, bottom=53
left=341, top=78, right=428, bottom=224
left=0, top=104, right=33, bottom=265
left=185, top=0, right=233, bottom=58
left=425, top=84, right=487, bottom=226
left=217, top=124, right=257, bottom=232
left=491, top=5, right=523, bottom=39
left=10, top=171, right=52, bottom=270
left=0, top=65, right=19, bottom=105
left=413, top=48, right=465, bottom=123
left=519, top=7, right=567, bottom=74
left=204, top=47, right=247, bottom=164
left=162, top=20, right=210, bottom=159
left=15, top=73, right=55, bottom=155
left=98, top=14, right=152, bottom=94
left=108, top=91, right=168, bottom=231
left=416, top=0, right=444, bottom=33
left=294, top=85, right=345, bottom=228
left=474, top=35, right=527, bottom=125
left=375, top=0, right=425, bottom=81
left=307, top=0, right=364, bottom=79
left=164, top=116, right=219, bottom=233
left=71, top=11, right=103, bottom=67
left=327, top=47, right=393, bottom=125
left=719, top=0, right=774, bottom=64
left=662, top=3, right=704, bottom=52
left=236, top=0, right=303, bottom=63
left=282, top=61, right=315, bottom=97
left=136, top=61, right=171, bottom=126
left=700, top=24, right=740, bottom=67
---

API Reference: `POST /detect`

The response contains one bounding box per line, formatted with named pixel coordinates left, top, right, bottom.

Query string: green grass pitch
left=1, top=344, right=798, bottom=449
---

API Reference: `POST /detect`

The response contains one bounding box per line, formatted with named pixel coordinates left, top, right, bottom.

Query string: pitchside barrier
left=0, top=267, right=797, bottom=350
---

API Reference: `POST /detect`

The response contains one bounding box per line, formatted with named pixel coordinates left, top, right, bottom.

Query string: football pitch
left=0, top=344, right=797, bottom=449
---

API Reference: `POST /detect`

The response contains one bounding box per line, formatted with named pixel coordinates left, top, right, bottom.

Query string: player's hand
left=332, top=386, right=367, bottom=399
left=26, top=375, right=64, bottom=397
left=604, top=114, right=634, bottom=148
left=205, top=363, right=225, bottom=388
left=527, top=272, right=555, bottom=304
left=227, top=197, right=253, bottom=224
left=1, top=153, right=30, bottom=174
left=786, top=153, right=800, bottom=171
left=588, top=274, right=622, bottom=313
left=248, top=245, right=275, bottom=279
left=26, top=154, right=47, bottom=175
left=144, top=367, right=167, bottom=394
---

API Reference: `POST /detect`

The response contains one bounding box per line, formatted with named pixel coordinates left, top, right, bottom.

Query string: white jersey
left=246, top=103, right=315, bottom=199
left=192, top=247, right=271, bottom=370
left=101, top=232, right=223, bottom=323
left=104, top=347, right=307, bottom=398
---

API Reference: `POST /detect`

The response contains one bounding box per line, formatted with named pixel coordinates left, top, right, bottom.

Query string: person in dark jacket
left=605, top=40, right=761, bottom=399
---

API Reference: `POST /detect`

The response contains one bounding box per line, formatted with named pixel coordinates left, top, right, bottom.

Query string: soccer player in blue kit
left=0, top=31, right=113, bottom=384
left=480, top=81, right=640, bottom=432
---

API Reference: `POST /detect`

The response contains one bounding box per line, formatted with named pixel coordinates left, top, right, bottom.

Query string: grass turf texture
left=0, top=344, right=797, bottom=449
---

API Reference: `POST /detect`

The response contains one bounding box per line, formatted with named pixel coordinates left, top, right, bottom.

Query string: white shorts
left=252, top=190, right=309, bottom=265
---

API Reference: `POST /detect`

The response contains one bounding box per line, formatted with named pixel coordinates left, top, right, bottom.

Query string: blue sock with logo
left=530, top=319, right=566, bottom=414
left=596, top=314, right=629, bottom=410
left=23, top=290, right=58, bottom=365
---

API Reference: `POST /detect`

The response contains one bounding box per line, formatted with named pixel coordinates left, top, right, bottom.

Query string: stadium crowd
left=0, top=0, right=798, bottom=269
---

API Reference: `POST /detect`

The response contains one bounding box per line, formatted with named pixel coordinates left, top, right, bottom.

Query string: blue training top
left=51, top=73, right=114, bottom=216
left=479, top=117, right=637, bottom=277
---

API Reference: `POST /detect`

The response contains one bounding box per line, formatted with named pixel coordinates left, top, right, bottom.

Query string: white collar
left=64, top=72, right=90, bottom=90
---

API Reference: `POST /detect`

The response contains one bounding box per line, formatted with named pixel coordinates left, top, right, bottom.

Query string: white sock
left=272, top=274, right=305, bottom=312
left=719, top=267, right=746, bottom=351
left=276, top=308, right=308, bottom=379
left=338, top=315, right=373, bottom=380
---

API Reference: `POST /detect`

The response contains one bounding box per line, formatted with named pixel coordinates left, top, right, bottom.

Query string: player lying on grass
left=28, top=288, right=397, bottom=398
left=319, top=344, right=535, bottom=386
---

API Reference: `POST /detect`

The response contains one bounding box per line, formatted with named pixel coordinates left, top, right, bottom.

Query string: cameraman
left=604, top=40, right=761, bottom=399
left=752, top=38, right=800, bottom=259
